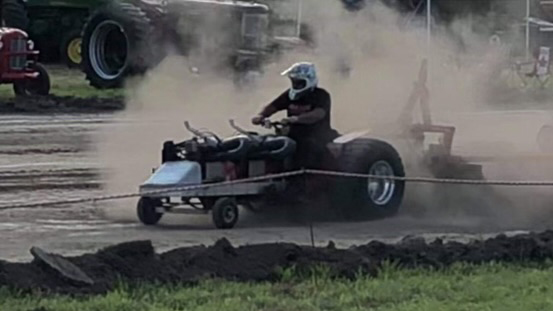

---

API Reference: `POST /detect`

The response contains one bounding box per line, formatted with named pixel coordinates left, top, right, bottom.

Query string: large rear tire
left=80, top=1, right=153, bottom=89
left=1, top=0, right=28, bottom=30
left=331, top=138, right=406, bottom=220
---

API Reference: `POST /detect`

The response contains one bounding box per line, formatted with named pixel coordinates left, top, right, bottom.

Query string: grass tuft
left=3, top=262, right=553, bottom=310
left=0, top=65, right=123, bottom=99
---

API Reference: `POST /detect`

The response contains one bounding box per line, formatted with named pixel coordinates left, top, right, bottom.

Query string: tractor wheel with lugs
left=331, top=138, right=406, bottom=220
left=1, top=0, right=28, bottom=30
left=81, top=1, right=154, bottom=89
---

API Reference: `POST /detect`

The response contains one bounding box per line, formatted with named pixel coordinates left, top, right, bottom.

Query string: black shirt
left=268, top=87, right=335, bottom=141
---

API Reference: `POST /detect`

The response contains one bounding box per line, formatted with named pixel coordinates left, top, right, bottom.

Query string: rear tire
left=1, top=0, right=28, bottom=30
left=80, top=1, right=153, bottom=89
left=137, top=197, right=163, bottom=225
left=332, top=138, right=405, bottom=220
left=212, top=197, right=239, bottom=229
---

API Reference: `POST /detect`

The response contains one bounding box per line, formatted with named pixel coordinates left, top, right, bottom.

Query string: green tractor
left=2, top=0, right=309, bottom=89
left=1, top=0, right=29, bottom=30
left=79, top=0, right=278, bottom=89
left=1, top=0, right=93, bottom=68
left=78, top=0, right=312, bottom=89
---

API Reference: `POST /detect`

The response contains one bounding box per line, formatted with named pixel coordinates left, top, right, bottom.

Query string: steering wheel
left=261, top=120, right=286, bottom=129
left=271, top=122, right=287, bottom=131
left=259, top=120, right=289, bottom=137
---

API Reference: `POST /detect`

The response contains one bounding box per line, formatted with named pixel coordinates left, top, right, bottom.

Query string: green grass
left=0, top=65, right=123, bottom=99
left=3, top=262, right=553, bottom=310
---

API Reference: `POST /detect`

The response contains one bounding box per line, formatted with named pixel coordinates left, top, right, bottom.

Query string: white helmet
left=281, top=62, right=318, bottom=100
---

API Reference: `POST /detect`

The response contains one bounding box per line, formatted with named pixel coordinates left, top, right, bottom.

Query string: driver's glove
left=252, top=115, right=265, bottom=125
left=281, top=116, right=299, bottom=124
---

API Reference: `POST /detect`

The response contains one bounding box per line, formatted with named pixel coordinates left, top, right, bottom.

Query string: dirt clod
left=30, top=247, right=94, bottom=286
left=3, top=231, right=553, bottom=295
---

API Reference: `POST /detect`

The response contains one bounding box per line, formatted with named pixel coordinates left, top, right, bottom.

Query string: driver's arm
left=294, top=108, right=326, bottom=124
left=256, top=91, right=289, bottom=118
left=257, top=104, right=279, bottom=118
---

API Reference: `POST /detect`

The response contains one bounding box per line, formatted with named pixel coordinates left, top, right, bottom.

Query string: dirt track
left=2, top=103, right=553, bottom=264
left=0, top=95, right=124, bottom=113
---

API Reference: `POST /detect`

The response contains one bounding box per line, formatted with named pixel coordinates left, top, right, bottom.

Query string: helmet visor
left=291, top=78, right=307, bottom=90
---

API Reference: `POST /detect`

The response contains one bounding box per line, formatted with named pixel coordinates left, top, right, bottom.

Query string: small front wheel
left=137, top=197, right=163, bottom=225
left=212, top=197, right=239, bottom=229
left=13, top=62, right=51, bottom=96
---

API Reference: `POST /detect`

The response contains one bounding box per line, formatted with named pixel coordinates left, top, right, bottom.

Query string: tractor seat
left=204, top=136, right=253, bottom=162
left=248, top=136, right=296, bottom=161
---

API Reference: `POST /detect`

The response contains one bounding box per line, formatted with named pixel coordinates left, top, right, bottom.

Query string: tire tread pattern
left=333, top=138, right=406, bottom=220
left=1, top=0, right=29, bottom=30
left=80, top=1, right=154, bottom=89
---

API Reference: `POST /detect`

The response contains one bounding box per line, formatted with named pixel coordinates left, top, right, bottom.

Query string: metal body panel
left=248, top=160, right=265, bottom=177
left=141, top=161, right=201, bottom=187
left=139, top=180, right=279, bottom=198
left=205, top=162, right=225, bottom=181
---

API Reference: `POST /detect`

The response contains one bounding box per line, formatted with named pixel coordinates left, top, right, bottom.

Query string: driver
left=251, top=62, right=338, bottom=169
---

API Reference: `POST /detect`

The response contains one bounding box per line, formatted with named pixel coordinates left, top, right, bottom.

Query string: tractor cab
left=170, top=0, right=271, bottom=71
left=0, top=27, right=50, bottom=96
left=236, top=6, right=270, bottom=68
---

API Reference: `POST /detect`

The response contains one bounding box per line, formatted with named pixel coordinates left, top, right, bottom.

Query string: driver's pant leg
left=292, top=137, right=325, bottom=170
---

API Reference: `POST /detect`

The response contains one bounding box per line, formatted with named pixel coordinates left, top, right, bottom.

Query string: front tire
left=212, top=197, right=239, bottom=229
left=137, top=197, right=163, bottom=225
left=13, top=63, right=51, bottom=96
left=332, top=138, right=406, bottom=220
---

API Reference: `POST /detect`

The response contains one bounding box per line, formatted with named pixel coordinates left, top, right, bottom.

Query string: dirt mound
left=2, top=231, right=553, bottom=295
left=0, top=95, right=124, bottom=113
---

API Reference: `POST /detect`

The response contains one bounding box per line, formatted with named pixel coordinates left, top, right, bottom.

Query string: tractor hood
left=0, top=27, right=28, bottom=37
left=167, top=0, right=270, bottom=13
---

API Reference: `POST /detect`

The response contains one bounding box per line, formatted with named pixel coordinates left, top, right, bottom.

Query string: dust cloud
left=92, top=0, right=553, bottom=226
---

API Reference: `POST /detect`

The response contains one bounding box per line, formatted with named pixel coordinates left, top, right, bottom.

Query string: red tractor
left=0, top=27, right=50, bottom=96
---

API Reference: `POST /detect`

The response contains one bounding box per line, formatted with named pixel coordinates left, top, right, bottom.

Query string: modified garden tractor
left=134, top=59, right=494, bottom=229
left=138, top=118, right=407, bottom=229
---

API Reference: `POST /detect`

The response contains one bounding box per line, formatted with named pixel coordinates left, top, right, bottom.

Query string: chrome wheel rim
left=367, top=160, right=396, bottom=206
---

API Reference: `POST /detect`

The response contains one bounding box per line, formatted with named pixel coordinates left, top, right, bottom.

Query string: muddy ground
left=0, top=95, right=124, bottom=113
left=3, top=230, right=553, bottom=295
left=1, top=97, right=553, bottom=267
